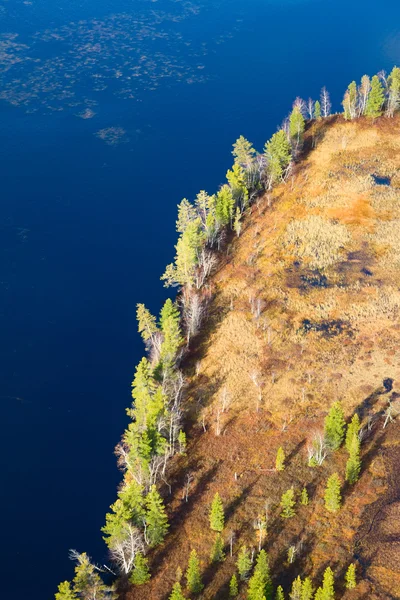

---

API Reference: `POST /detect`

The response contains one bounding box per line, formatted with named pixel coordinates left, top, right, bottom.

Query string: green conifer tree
left=264, top=130, right=292, bottom=185
left=169, top=581, right=186, bottom=600
left=345, top=414, right=360, bottom=452
left=314, top=101, right=321, bottom=120
left=159, top=298, right=183, bottom=369
left=289, top=576, right=302, bottom=600
left=321, top=567, right=335, bottom=599
left=300, top=486, right=309, bottom=506
left=162, top=218, right=205, bottom=288
left=301, top=577, right=313, bottom=600
left=275, top=447, right=285, bottom=472
left=232, top=135, right=256, bottom=166
left=136, top=304, right=158, bottom=345
left=145, top=485, right=169, bottom=546
left=314, top=588, right=323, bottom=600
left=129, top=552, right=151, bottom=585
left=387, top=66, right=400, bottom=116
left=226, top=163, right=249, bottom=211
left=215, top=185, right=235, bottom=228
left=210, top=533, right=225, bottom=563
left=186, top=550, right=203, bottom=594
left=237, top=546, right=252, bottom=580
left=275, top=585, right=285, bottom=600
left=345, top=433, right=361, bottom=484
left=178, top=430, right=187, bottom=454
left=247, top=549, right=273, bottom=600
left=72, top=553, right=110, bottom=600
left=210, top=492, right=225, bottom=531
left=324, top=402, right=345, bottom=450
left=345, top=563, right=356, bottom=589
left=324, top=473, right=342, bottom=512
left=280, top=488, right=296, bottom=518
left=55, top=581, right=77, bottom=600
left=365, top=75, right=385, bottom=117
left=229, top=574, right=239, bottom=597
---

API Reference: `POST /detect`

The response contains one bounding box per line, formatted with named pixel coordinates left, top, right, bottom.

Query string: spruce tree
left=345, top=432, right=361, bottom=484
left=159, top=299, right=183, bottom=369
left=365, top=75, right=385, bottom=117
left=275, top=585, right=285, bottom=600
left=324, top=402, right=345, bottom=450
left=55, top=581, right=77, bottom=600
left=264, top=130, right=292, bottom=185
left=129, top=552, right=151, bottom=585
left=226, top=163, right=249, bottom=211
left=314, top=588, right=323, bottom=600
left=387, top=66, right=400, bottom=116
left=289, top=576, right=302, bottom=600
left=300, top=487, right=309, bottom=506
left=237, top=545, right=252, bottom=580
left=324, top=473, right=342, bottom=512
left=345, top=414, right=360, bottom=452
left=136, top=303, right=158, bottom=345
left=275, top=447, right=286, bottom=472
left=247, top=549, right=273, bottom=600
left=210, top=492, right=225, bottom=531
left=301, top=577, right=313, bottom=600
left=314, top=101, right=321, bottom=120
left=215, top=185, right=235, bottom=228
left=280, top=488, right=296, bottom=518
left=186, top=550, right=203, bottom=594
left=169, top=581, right=186, bottom=600
left=145, top=485, right=169, bottom=546
left=345, top=563, right=356, bottom=589
left=229, top=574, right=239, bottom=597
left=321, top=567, right=335, bottom=599
left=210, top=533, right=225, bottom=563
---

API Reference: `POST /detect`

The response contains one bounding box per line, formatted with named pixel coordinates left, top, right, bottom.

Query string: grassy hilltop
left=127, top=115, right=400, bottom=600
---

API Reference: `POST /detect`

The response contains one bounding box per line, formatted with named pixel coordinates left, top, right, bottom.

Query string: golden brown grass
left=126, top=115, right=400, bottom=600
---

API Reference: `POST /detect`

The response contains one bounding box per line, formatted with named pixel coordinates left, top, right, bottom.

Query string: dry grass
left=126, top=115, right=400, bottom=600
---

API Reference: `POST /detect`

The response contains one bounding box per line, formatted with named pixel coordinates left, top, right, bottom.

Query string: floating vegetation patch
left=0, top=1, right=242, bottom=115
left=300, top=318, right=353, bottom=338
left=95, top=126, right=128, bottom=146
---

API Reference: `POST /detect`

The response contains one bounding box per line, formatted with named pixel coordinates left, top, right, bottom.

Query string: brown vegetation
left=125, top=115, right=400, bottom=600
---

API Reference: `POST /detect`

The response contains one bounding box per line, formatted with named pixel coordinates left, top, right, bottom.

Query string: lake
left=0, top=0, right=399, bottom=598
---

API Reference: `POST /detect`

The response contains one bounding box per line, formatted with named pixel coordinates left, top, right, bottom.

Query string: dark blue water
left=1, top=0, right=399, bottom=598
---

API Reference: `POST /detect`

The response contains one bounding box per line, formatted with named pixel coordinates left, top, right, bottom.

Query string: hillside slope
left=127, top=116, right=400, bottom=600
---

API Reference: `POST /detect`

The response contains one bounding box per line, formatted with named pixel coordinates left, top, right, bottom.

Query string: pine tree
left=162, top=218, right=205, bottom=288
left=289, top=576, right=302, bottom=600
left=229, top=574, right=239, bottom=597
left=345, top=432, right=361, bottom=484
left=72, top=553, right=110, bottom=600
left=275, top=447, right=285, bottom=472
left=324, top=473, right=342, bottom=512
left=169, top=581, right=186, bottom=600
left=324, top=402, right=345, bottom=450
left=55, top=581, right=77, bottom=600
left=275, top=586, right=285, bottom=600
left=314, top=101, right=321, bottom=120
left=136, top=304, right=158, bottom=345
left=215, top=185, right=235, bottom=228
left=264, top=130, right=292, bottom=185
left=210, top=492, right=225, bottom=531
left=129, top=552, right=151, bottom=585
left=345, top=563, right=356, bottom=589
left=226, top=163, right=249, bottom=211
left=365, top=75, right=385, bottom=117
left=232, top=135, right=256, bottom=166
left=321, top=567, right=335, bottom=599
left=300, top=486, right=309, bottom=506
left=237, top=545, right=252, bottom=580
left=280, top=488, right=296, bottom=518
left=289, top=104, right=305, bottom=148
left=159, top=298, right=183, bottom=369
left=247, top=549, right=273, bottom=600
left=301, top=577, right=313, bottom=600
left=186, top=550, right=203, bottom=594
left=210, top=533, right=225, bottom=563
left=345, top=414, right=360, bottom=452
left=145, top=485, right=169, bottom=546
